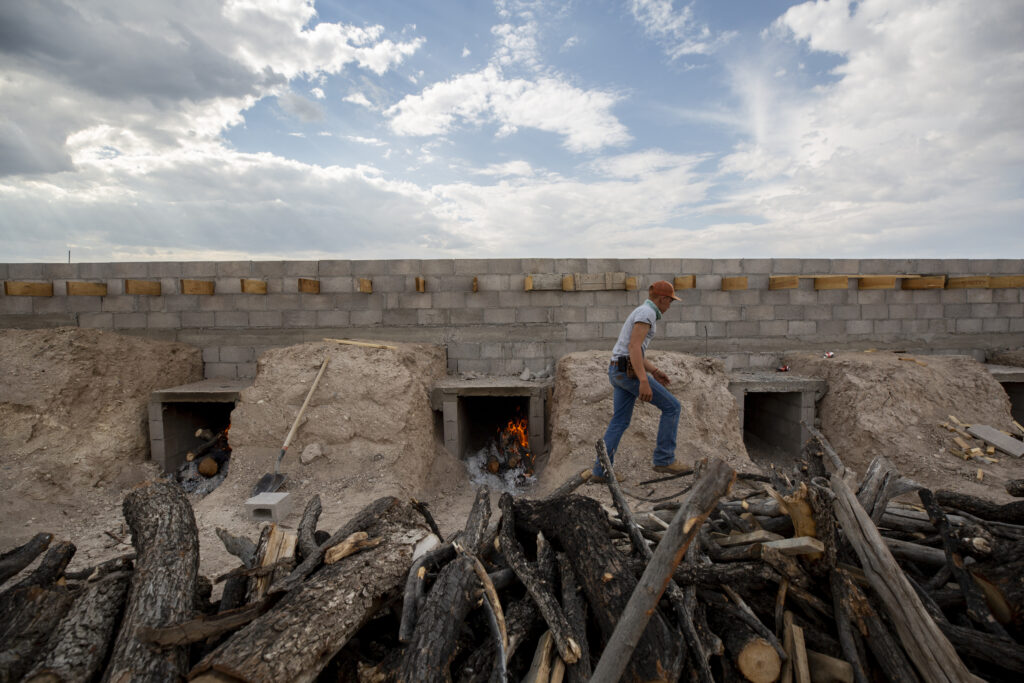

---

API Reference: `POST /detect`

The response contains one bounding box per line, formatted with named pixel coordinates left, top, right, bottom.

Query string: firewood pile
left=2, top=427, right=1023, bottom=682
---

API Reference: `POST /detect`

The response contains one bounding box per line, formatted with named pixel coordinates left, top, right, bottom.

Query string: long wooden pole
left=590, top=457, right=735, bottom=683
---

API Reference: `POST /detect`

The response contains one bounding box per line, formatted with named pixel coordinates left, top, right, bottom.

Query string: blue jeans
left=593, top=363, right=681, bottom=477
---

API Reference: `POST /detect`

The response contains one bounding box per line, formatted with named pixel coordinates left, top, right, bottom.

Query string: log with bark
left=192, top=498, right=428, bottom=682
left=102, top=481, right=199, bottom=683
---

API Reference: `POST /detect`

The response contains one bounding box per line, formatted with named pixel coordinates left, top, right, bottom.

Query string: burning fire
left=485, top=409, right=534, bottom=477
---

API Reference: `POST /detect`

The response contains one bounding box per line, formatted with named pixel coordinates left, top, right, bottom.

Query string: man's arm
left=627, top=323, right=653, bottom=401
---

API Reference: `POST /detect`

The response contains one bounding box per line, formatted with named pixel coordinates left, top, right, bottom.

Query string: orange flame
left=505, top=416, right=529, bottom=451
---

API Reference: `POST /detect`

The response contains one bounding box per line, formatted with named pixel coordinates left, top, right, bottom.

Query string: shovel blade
left=253, top=473, right=286, bottom=496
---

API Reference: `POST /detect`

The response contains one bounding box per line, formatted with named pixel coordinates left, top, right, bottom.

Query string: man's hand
left=638, top=379, right=653, bottom=402
left=651, top=368, right=670, bottom=386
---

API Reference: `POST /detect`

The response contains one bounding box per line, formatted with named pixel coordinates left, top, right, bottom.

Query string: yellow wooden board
left=673, top=275, right=696, bottom=290
left=625, top=276, right=638, bottom=291
left=901, top=275, right=945, bottom=290
left=125, top=279, right=161, bottom=295
left=66, top=281, right=107, bottom=296
left=240, top=278, right=267, bottom=294
left=357, top=277, right=373, bottom=293
left=721, top=276, right=747, bottom=291
left=297, top=278, right=320, bottom=294
left=4, top=281, right=53, bottom=296
left=769, top=275, right=799, bottom=290
left=947, top=276, right=990, bottom=289
left=180, top=279, right=215, bottom=295
left=415, top=276, right=426, bottom=293
left=857, top=276, right=898, bottom=290
left=989, top=275, right=1024, bottom=288
left=813, top=275, right=848, bottom=290
left=472, top=276, right=479, bottom=292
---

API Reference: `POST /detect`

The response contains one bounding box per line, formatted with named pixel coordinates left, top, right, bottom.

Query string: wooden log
left=497, top=494, right=581, bottom=665
left=192, top=500, right=425, bottom=682
left=855, top=456, right=922, bottom=524
left=935, top=490, right=1024, bottom=525
left=1006, top=479, right=1024, bottom=498
left=514, top=495, right=682, bottom=682
left=215, top=527, right=257, bottom=570
left=399, top=488, right=491, bottom=682
left=591, top=458, right=735, bottom=683
left=0, top=584, right=75, bottom=681
left=103, top=481, right=199, bottom=683
left=829, top=466, right=977, bottom=682
left=781, top=610, right=811, bottom=683
left=828, top=571, right=870, bottom=683
left=398, top=543, right=454, bottom=644
left=706, top=600, right=782, bottom=683
left=557, top=553, right=591, bottom=683
left=296, top=495, right=322, bottom=563
left=1, top=540, right=74, bottom=606
left=23, top=571, right=130, bottom=682
left=544, top=469, right=593, bottom=500
left=0, top=533, right=53, bottom=585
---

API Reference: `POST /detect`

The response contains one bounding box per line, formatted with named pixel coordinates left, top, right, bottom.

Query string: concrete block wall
left=2, top=259, right=1023, bottom=378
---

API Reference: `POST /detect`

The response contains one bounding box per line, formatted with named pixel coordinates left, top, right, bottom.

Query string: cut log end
left=736, top=637, right=782, bottom=683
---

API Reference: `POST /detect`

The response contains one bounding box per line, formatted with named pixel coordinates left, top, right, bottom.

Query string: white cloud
left=386, top=66, right=630, bottom=152
left=629, top=0, right=735, bottom=59
left=715, top=0, right=1024, bottom=251
left=311, top=87, right=326, bottom=99
left=561, top=35, right=579, bottom=51
left=345, top=135, right=388, bottom=146
left=462, top=47, right=471, bottom=57
left=473, top=160, right=535, bottom=177
left=343, top=92, right=375, bottom=108
left=491, top=22, right=540, bottom=68
left=278, top=92, right=325, bottom=122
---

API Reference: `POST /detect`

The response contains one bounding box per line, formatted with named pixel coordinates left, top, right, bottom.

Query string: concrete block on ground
left=246, top=492, right=294, bottom=522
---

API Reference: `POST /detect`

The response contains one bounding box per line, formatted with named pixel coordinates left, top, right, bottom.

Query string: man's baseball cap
left=649, top=280, right=681, bottom=301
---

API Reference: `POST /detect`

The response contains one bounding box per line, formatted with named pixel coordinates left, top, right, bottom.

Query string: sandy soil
left=2, top=330, right=1023, bottom=591
left=989, top=348, right=1024, bottom=367
left=785, top=350, right=1023, bottom=502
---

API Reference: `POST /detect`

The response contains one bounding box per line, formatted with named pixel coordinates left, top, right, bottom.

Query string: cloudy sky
left=1, top=0, right=1022, bottom=262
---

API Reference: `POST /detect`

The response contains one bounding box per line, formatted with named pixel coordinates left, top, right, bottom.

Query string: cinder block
left=916, top=304, right=942, bottom=319
left=853, top=290, right=885, bottom=305
left=861, top=304, right=888, bottom=320
left=418, top=309, right=449, bottom=325
left=875, top=320, right=901, bottom=334
left=888, top=304, right=916, bottom=319
left=250, top=311, right=284, bottom=327
left=148, top=312, right=182, bottom=329
left=246, top=492, right=293, bottom=522
left=113, top=312, right=147, bottom=328
left=181, top=312, right=215, bottom=327
left=712, top=259, right=742, bottom=274
left=551, top=308, right=584, bottom=323
left=351, top=310, right=383, bottom=325
left=566, top=323, right=601, bottom=340
left=711, top=307, right=741, bottom=322
left=319, top=260, right=353, bottom=276
left=282, top=310, right=317, bottom=327
left=351, top=260, right=387, bottom=275
left=182, top=262, right=217, bottom=277
left=955, top=318, right=983, bottom=333
left=79, top=312, right=113, bottom=328
left=484, top=308, right=516, bottom=324
left=585, top=307, right=618, bottom=323
left=665, top=322, right=697, bottom=337
left=943, top=304, right=971, bottom=318
left=830, top=259, right=859, bottom=274
left=498, top=291, right=531, bottom=307
left=788, top=321, right=816, bottom=336
left=971, top=303, right=998, bottom=318
left=803, top=304, right=832, bottom=320
left=966, top=289, right=993, bottom=304
left=939, top=289, right=967, bottom=304
left=726, top=321, right=760, bottom=337
left=846, top=320, right=873, bottom=335
left=997, top=303, right=1024, bottom=317
left=983, top=319, right=1010, bottom=333
left=740, top=259, right=772, bottom=274
left=214, top=311, right=249, bottom=328
left=219, top=346, right=253, bottom=363
left=205, top=362, right=239, bottom=379
left=517, top=308, right=550, bottom=323
left=450, top=308, right=485, bottom=324
left=816, top=320, right=847, bottom=337
left=102, top=297, right=137, bottom=313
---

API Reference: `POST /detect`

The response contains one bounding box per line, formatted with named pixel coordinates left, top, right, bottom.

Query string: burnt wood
left=399, top=487, right=491, bottom=682
left=296, top=494, right=323, bottom=562
left=590, top=457, right=735, bottom=683
left=0, top=584, right=75, bottom=681
left=514, top=494, right=682, bottom=683
left=1006, top=479, right=1024, bottom=498
left=706, top=599, right=782, bottom=683
left=935, top=490, right=1024, bottom=525
left=0, top=532, right=53, bottom=585
left=102, top=481, right=199, bottom=683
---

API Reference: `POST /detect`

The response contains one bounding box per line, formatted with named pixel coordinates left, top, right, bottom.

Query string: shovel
left=253, top=357, right=329, bottom=495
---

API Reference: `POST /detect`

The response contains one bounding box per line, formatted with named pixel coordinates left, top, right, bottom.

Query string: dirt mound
left=0, top=327, right=202, bottom=561
left=784, top=351, right=1020, bottom=501
left=192, top=340, right=469, bottom=579
left=541, top=350, right=755, bottom=494
left=989, top=348, right=1024, bottom=367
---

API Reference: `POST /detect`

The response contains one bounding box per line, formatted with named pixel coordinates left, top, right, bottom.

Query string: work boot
left=590, top=472, right=624, bottom=484
left=652, top=461, right=689, bottom=475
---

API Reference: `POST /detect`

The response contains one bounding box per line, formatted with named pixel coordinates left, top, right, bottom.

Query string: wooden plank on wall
left=989, top=275, right=1024, bottom=288
left=573, top=272, right=628, bottom=291
left=769, top=275, right=799, bottom=290
left=901, top=275, right=945, bottom=290
left=66, top=281, right=107, bottom=296
left=721, top=276, right=748, bottom=291
left=947, top=276, right=990, bottom=289
left=180, top=279, right=215, bottom=295
left=297, top=278, right=320, bottom=294
left=240, top=279, right=267, bottom=294
left=813, top=275, right=848, bottom=290
left=524, top=273, right=564, bottom=291
left=125, top=279, right=161, bottom=295
left=857, top=276, right=898, bottom=290
left=4, top=281, right=53, bottom=296
left=357, top=278, right=373, bottom=294
left=673, top=275, right=696, bottom=290
left=415, top=276, right=426, bottom=293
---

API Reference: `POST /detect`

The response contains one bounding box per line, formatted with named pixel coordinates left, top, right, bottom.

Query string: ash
left=172, top=459, right=230, bottom=497
left=464, top=443, right=537, bottom=495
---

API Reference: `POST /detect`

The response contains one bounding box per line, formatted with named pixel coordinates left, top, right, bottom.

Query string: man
left=593, top=280, right=686, bottom=482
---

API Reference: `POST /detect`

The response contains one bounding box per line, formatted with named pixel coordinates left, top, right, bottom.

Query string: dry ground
left=2, top=328, right=1022, bottom=589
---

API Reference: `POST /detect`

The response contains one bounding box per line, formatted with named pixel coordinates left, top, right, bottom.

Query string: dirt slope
left=541, top=350, right=756, bottom=494
left=785, top=351, right=1022, bottom=502
left=0, top=327, right=202, bottom=563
